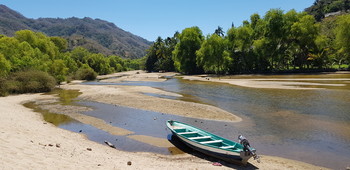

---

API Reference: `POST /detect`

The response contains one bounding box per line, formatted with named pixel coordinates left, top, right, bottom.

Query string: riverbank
left=182, top=71, right=350, bottom=90
left=0, top=70, right=330, bottom=169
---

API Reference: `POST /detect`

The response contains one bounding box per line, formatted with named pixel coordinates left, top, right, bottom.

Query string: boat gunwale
left=166, top=120, right=243, bottom=153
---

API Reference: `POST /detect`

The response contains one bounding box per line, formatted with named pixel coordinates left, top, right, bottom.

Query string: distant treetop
left=305, top=0, right=350, bottom=21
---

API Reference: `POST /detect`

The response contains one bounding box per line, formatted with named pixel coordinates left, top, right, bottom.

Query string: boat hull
left=167, top=120, right=253, bottom=165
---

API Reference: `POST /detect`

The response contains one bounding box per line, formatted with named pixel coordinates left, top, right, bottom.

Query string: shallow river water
left=45, top=73, right=350, bottom=169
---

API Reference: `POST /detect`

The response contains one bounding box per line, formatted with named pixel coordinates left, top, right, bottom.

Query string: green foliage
left=50, top=36, right=68, bottom=52
left=173, top=27, right=204, bottom=74
left=0, top=53, right=11, bottom=77
left=0, top=70, right=56, bottom=96
left=305, top=0, right=350, bottom=21
left=74, top=65, right=97, bottom=81
left=0, top=29, right=141, bottom=95
left=145, top=35, right=177, bottom=72
left=145, top=8, right=350, bottom=75
left=196, top=34, right=231, bottom=74
left=335, top=14, right=350, bottom=63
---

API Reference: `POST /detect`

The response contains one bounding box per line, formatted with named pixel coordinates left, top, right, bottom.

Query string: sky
left=1, top=0, right=315, bottom=41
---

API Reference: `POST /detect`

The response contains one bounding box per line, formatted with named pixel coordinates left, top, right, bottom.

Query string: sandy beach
left=0, top=70, right=330, bottom=169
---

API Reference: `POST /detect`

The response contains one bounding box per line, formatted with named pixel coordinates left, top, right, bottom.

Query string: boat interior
left=172, top=126, right=238, bottom=150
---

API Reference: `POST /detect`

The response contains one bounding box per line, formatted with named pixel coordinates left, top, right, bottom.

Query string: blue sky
left=2, top=0, right=315, bottom=41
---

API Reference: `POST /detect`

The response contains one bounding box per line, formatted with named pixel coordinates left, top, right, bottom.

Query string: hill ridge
left=0, top=4, right=151, bottom=58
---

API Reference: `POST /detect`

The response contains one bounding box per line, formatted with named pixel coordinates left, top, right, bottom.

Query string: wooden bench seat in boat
left=200, top=140, right=223, bottom=144
left=188, top=136, right=211, bottom=140
left=220, top=145, right=236, bottom=149
left=178, top=131, right=198, bottom=135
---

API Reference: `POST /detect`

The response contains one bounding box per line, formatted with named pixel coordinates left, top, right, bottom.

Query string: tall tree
left=214, top=26, right=225, bottom=37
left=291, top=15, right=319, bottom=68
left=334, top=14, right=350, bottom=65
left=196, top=34, right=230, bottom=74
left=173, top=26, right=204, bottom=74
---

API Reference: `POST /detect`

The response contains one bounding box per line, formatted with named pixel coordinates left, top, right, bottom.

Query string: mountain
left=0, top=5, right=151, bottom=59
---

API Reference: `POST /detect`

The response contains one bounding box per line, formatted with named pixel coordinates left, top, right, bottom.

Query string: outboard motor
left=238, top=135, right=260, bottom=163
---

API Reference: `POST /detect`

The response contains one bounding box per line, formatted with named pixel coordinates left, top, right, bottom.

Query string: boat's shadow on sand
left=168, top=135, right=259, bottom=169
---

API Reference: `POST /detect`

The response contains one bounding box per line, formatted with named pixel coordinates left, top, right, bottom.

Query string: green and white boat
left=166, top=120, right=259, bottom=165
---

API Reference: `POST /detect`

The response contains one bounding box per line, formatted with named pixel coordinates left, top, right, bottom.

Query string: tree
left=196, top=34, right=230, bottom=74
left=0, top=54, right=11, bottom=77
left=214, top=26, right=225, bottom=37
left=335, top=14, right=350, bottom=62
left=145, top=37, right=163, bottom=72
left=173, top=26, right=204, bottom=74
left=50, top=36, right=68, bottom=52
left=264, top=9, right=287, bottom=70
left=291, top=15, right=319, bottom=68
left=49, top=59, right=69, bottom=83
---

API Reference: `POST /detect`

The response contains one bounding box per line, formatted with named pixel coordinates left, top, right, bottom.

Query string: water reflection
left=23, top=102, right=74, bottom=126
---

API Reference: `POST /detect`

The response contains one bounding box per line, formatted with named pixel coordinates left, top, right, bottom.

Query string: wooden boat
left=166, top=120, right=259, bottom=165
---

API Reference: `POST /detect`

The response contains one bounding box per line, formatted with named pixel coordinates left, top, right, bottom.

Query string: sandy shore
left=182, top=72, right=350, bottom=90
left=0, top=70, right=330, bottom=169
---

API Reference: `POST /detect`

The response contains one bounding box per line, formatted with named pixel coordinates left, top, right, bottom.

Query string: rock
left=48, top=144, right=53, bottom=147
left=87, top=148, right=92, bottom=151
left=127, top=161, right=132, bottom=166
left=56, top=144, right=61, bottom=148
left=346, top=167, right=350, bottom=170
left=97, top=164, right=102, bottom=166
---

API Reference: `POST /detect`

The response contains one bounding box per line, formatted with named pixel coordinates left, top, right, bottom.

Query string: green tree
left=0, top=54, right=11, bottom=77
left=264, top=9, right=287, bottom=70
left=50, top=37, right=68, bottom=52
left=291, top=15, right=319, bottom=68
left=49, top=59, right=69, bottom=83
left=214, top=26, right=225, bottom=37
left=145, top=37, right=163, bottom=72
left=196, top=34, right=230, bottom=74
left=173, top=26, right=204, bottom=74
left=334, top=14, right=350, bottom=64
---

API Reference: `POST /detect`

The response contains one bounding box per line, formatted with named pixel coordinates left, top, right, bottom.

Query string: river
left=47, top=73, right=350, bottom=169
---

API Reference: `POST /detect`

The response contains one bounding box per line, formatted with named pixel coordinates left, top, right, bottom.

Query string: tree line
left=145, top=9, right=350, bottom=74
left=0, top=30, right=143, bottom=96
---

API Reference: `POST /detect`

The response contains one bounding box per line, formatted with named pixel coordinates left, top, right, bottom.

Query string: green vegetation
left=305, top=0, right=350, bottom=21
left=0, top=30, right=143, bottom=96
left=145, top=9, right=350, bottom=74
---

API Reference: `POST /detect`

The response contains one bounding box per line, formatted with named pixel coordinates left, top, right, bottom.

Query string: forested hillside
left=0, top=5, right=151, bottom=59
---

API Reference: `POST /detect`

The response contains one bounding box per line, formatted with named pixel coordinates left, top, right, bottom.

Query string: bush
left=0, top=70, right=56, bottom=96
left=74, top=67, right=97, bottom=80
left=0, top=77, right=9, bottom=96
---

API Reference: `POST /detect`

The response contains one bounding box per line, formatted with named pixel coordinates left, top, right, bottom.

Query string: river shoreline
left=0, top=70, right=331, bottom=169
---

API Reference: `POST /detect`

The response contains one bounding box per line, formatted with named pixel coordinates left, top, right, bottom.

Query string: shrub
left=74, top=67, right=97, bottom=80
left=3, top=70, right=56, bottom=95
